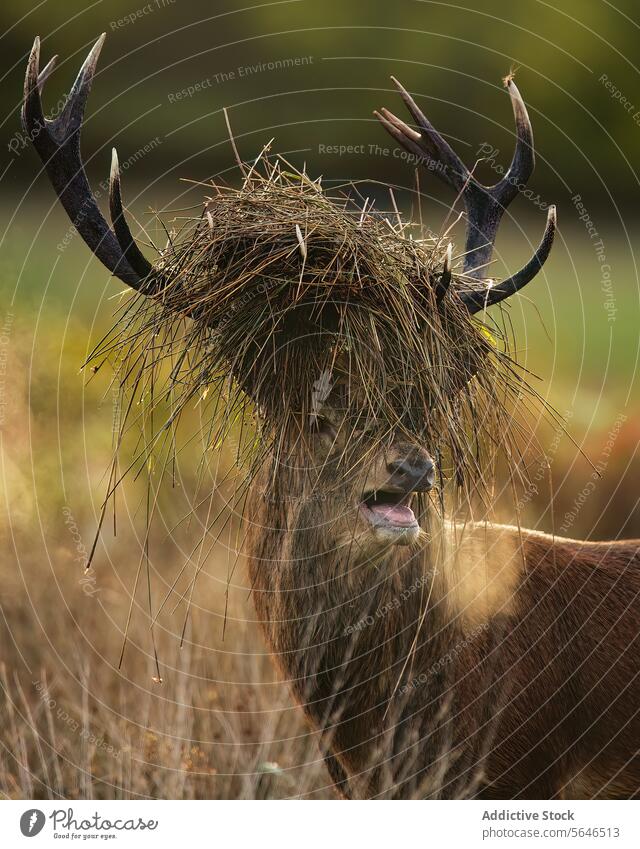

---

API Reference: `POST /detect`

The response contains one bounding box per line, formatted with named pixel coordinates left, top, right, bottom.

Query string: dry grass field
left=0, top=270, right=335, bottom=799
left=1, top=498, right=336, bottom=800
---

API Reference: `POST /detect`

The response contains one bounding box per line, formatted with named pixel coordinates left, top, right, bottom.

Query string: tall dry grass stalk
left=0, top=527, right=334, bottom=800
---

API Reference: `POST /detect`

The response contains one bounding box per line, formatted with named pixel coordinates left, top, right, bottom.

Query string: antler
left=375, top=77, right=556, bottom=313
left=23, top=34, right=156, bottom=291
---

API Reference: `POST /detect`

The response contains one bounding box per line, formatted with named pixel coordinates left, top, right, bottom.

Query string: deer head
left=277, top=361, right=435, bottom=557
left=24, top=35, right=557, bottom=560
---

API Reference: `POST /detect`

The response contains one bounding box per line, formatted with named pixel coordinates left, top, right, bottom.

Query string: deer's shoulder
left=437, top=523, right=640, bottom=627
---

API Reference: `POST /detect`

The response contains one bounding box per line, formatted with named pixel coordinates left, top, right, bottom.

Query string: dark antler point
left=390, top=76, right=408, bottom=95
left=27, top=37, right=40, bottom=76
left=84, top=33, right=106, bottom=68
left=110, top=147, right=120, bottom=180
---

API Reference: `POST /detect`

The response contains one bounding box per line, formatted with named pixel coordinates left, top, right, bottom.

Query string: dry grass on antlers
left=89, top=152, right=542, bottom=507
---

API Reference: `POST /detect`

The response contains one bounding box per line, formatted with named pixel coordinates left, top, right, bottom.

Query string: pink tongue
left=369, top=503, right=416, bottom=526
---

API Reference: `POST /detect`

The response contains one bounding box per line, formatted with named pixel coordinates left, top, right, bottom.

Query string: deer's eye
left=310, top=416, right=337, bottom=441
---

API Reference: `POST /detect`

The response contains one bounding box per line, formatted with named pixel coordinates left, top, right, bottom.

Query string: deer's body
left=28, top=36, right=640, bottom=799
left=248, top=504, right=640, bottom=798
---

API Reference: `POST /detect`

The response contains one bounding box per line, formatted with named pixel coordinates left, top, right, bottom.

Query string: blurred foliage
left=2, top=0, right=640, bottom=211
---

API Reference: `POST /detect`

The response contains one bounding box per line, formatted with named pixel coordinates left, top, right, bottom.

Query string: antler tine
left=493, top=78, right=534, bottom=208
left=378, top=77, right=537, bottom=279
left=374, top=108, right=426, bottom=165
left=377, top=76, right=555, bottom=311
left=388, top=76, right=470, bottom=193
left=460, top=205, right=556, bottom=313
left=23, top=35, right=150, bottom=290
left=109, top=148, right=154, bottom=280
left=36, top=53, right=58, bottom=93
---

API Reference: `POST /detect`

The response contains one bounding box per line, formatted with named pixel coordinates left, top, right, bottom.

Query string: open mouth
left=359, top=489, right=418, bottom=531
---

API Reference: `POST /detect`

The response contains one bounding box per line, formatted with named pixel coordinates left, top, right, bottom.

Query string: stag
left=24, top=35, right=640, bottom=799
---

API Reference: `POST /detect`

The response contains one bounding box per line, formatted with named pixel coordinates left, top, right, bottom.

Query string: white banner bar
left=1, top=799, right=638, bottom=847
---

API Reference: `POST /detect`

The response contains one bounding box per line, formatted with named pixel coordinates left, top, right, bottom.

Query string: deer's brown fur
left=247, top=455, right=640, bottom=799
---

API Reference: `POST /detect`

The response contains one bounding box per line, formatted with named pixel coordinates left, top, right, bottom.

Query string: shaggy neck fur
left=245, top=466, right=501, bottom=798
left=245, top=462, right=640, bottom=799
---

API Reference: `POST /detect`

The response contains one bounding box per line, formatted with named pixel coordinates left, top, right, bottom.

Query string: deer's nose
left=387, top=455, right=435, bottom=492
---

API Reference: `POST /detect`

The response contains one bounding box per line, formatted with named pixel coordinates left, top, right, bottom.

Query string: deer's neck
left=245, top=483, right=470, bottom=791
